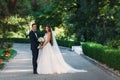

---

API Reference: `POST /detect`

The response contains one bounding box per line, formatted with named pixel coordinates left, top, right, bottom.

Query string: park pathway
left=0, top=43, right=119, bottom=80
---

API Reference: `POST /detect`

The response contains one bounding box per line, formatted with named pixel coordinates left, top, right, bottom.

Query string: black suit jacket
left=29, top=30, right=39, bottom=50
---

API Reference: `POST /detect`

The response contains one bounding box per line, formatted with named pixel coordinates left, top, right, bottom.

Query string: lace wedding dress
left=37, top=30, right=85, bottom=74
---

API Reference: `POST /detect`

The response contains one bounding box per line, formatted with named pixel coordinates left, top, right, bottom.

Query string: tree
left=0, top=0, right=33, bottom=38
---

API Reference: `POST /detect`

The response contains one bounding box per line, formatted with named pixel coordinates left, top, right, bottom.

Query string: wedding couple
left=29, top=23, right=81, bottom=74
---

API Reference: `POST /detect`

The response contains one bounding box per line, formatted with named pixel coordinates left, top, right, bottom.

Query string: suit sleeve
left=29, top=31, right=34, bottom=41
left=29, top=31, right=39, bottom=47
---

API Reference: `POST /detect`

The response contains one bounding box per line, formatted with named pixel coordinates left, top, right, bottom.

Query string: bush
left=107, top=40, right=120, bottom=48
left=57, top=40, right=80, bottom=48
left=82, top=42, right=120, bottom=70
left=0, top=63, right=4, bottom=69
left=0, top=39, right=4, bottom=48
left=0, top=38, right=30, bottom=43
left=0, top=48, right=16, bottom=69
left=0, top=49, right=17, bottom=61
left=3, top=42, right=13, bottom=50
left=0, top=38, right=80, bottom=47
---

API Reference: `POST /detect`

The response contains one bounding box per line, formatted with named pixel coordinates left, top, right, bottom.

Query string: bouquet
left=38, top=37, right=45, bottom=49
left=38, top=37, right=44, bottom=43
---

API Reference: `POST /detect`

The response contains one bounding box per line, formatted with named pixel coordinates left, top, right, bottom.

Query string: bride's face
left=45, top=26, right=49, bottom=32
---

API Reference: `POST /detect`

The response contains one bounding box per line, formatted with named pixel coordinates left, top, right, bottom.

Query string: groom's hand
left=37, top=46, right=41, bottom=49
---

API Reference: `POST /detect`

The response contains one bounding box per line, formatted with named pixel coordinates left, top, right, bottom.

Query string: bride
left=37, top=25, right=83, bottom=74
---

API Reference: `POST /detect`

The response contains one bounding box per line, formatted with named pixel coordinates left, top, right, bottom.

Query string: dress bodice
left=44, top=34, right=47, bottom=41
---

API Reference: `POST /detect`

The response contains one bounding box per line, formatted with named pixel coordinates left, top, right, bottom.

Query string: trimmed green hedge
left=0, top=38, right=30, bottom=43
left=0, top=38, right=80, bottom=48
left=82, top=42, right=120, bottom=70
left=57, top=40, right=80, bottom=48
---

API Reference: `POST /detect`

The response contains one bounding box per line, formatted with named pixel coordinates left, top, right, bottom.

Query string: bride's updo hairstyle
left=45, top=25, right=53, bottom=45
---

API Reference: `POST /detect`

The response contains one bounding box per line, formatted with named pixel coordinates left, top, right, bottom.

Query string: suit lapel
left=32, top=30, right=38, bottom=38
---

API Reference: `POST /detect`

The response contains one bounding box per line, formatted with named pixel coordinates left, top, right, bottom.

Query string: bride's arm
left=41, top=32, right=51, bottom=48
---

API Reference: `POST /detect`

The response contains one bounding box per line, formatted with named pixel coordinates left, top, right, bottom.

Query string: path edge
left=81, top=54, right=120, bottom=80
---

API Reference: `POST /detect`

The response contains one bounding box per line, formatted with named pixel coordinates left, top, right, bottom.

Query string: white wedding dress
left=37, top=32, right=84, bottom=74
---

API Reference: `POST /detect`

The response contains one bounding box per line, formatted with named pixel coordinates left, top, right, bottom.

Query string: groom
left=29, top=23, right=39, bottom=74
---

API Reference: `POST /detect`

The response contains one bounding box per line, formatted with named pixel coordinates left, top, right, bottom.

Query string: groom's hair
left=32, top=23, right=36, bottom=27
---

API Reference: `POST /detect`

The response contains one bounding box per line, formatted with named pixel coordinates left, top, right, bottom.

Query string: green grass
left=82, top=42, right=120, bottom=71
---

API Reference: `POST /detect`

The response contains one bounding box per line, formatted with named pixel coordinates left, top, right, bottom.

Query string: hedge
left=57, top=40, right=80, bottom=48
left=0, top=38, right=80, bottom=48
left=0, top=38, right=30, bottom=43
left=82, top=42, right=120, bottom=70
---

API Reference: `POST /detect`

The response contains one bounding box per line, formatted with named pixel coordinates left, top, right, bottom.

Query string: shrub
left=57, top=40, right=80, bottom=48
left=3, top=42, right=13, bottom=50
left=0, top=48, right=17, bottom=61
left=107, top=40, right=120, bottom=48
left=0, top=39, right=4, bottom=48
left=0, top=38, right=80, bottom=47
left=0, top=63, right=4, bottom=69
left=82, top=42, right=120, bottom=70
left=0, top=38, right=30, bottom=43
left=0, top=49, right=16, bottom=69
left=0, top=59, right=3, bottom=64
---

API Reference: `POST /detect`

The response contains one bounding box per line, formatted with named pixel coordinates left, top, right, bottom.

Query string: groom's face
left=32, top=25, right=37, bottom=31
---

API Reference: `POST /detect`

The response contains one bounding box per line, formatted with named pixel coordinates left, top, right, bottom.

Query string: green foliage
left=0, top=0, right=33, bottom=38
left=0, top=39, right=4, bottom=48
left=0, top=48, right=17, bottom=61
left=0, top=38, right=30, bottom=43
left=82, top=42, right=120, bottom=70
left=107, top=40, right=120, bottom=48
left=3, top=42, right=13, bottom=49
left=64, top=0, right=120, bottom=43
left=0, top=63, right=4, bottom=69
left=0, top=38, right=13, bottom=48
left=0, top=0, right=119, bottom=46
left=4, top=49, right=17, bottom=60
left=0, top=38, right=80, bottom=48
left=57, top=40, right=80, bottom=48
left=0, top=49, right=4, bottom=59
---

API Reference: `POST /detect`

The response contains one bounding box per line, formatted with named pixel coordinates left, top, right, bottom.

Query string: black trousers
left=31, top=49, right=39, bottom=73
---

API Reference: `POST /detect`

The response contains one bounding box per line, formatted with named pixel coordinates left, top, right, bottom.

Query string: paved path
left=0, top=43, right=119, bottom=80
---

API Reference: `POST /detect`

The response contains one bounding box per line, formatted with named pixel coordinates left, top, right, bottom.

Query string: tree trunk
left=8, top=0, right=17, bottom=13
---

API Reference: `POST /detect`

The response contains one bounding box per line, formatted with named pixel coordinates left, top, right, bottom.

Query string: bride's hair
left=46, top=25, right=53, bottom=45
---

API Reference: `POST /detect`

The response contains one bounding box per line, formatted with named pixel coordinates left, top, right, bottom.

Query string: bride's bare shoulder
left=47, top=32, right=51, bottom=35
left=46, top=32, right=51, bottom=36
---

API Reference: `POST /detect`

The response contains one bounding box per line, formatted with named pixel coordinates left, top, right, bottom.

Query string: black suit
left=29, top=30, right=39, bottom=73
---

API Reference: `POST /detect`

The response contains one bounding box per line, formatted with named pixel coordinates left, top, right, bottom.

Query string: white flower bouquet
left=38, top=37, right=44, bottom=43
left=37, top=37, right=45, bottom=49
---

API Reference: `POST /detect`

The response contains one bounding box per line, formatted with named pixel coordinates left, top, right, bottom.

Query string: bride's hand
left=37, top=46, right=43, bottom=49
left=39, top=46, right=43, bottom=49
left=37, top=46, right=40, bottom=49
